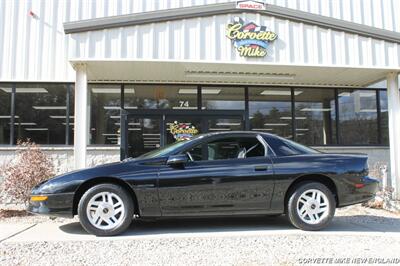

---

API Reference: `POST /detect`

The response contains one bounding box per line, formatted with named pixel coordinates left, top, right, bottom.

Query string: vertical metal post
left=290, top=88, right=296, bottom=141
left=10, top=83, right=16, bottom=145
left=334, top=88, right=340, bottom=144
left=65, top=84, right=71, bottom=145
left=376, top=90, right=382, bottom=144
left=197, top=86, right=202, bottom=110
left=244, top=86, right=249, bottom=131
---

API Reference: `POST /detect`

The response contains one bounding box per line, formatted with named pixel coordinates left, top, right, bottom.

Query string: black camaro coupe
left=28, top=132, right=378, bottom=236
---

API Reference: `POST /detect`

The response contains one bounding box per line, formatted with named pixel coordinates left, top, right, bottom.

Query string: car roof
left=194, top=131, right=276, bottom=138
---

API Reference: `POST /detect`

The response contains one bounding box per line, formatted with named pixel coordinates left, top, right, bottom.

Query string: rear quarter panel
left=269, top=154, right=368, bottom=212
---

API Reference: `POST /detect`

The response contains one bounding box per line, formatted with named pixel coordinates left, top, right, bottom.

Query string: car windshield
left=138, top=140, right=191, bottom=159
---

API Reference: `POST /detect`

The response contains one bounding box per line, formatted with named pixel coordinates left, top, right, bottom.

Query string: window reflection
left=202, top=87, right=245, bottom=110
left=90, top=84, right=121, bottom=145
left=338, top=89, right=378, bottom=144
left=249, top=87, right=292, bottom=139
left=14, top=84, right=67, bottom=144
left=295, top=88, right=336, bottom=145
left=0, top=84, right=11, bottom=144
left=124, top=85, right=198, bottom=110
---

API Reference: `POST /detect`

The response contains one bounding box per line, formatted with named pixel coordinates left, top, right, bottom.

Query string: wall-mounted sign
left=169, top=121, right=199, bottom=141
left=236, top=0, right=266, bottom=10
left=226, top=17, right=278, bottom=57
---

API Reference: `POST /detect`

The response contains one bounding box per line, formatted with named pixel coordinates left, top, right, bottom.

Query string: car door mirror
left=166, top=154, right=188, bottom=166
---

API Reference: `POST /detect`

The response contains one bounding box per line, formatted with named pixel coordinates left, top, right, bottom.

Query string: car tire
left=287, top=182, right=335, bottom=231
left=78, top=183, right=134, bottom=236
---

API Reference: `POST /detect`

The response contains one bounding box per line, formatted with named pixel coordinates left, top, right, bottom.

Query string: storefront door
left=120, top=110, right=246, bottom=159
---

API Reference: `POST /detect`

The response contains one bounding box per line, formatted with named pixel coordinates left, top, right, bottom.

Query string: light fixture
left=264, top=123, right=288, bottom=126
left=216, top=122, right=241, bottom=126
left=178, top=89, right=197, bottom=94
left=251, top=128, right=273, bottom=131
left=128, top=128, right=142, bottom=131
left=301, top=108, right=332, bottom=112
left=110, top=116, right=120, bottom=119
left=280, top=116, right=306, bottom=120
left=296, top=128, right=309, bottom=131
left=202, top=89, right=221, bottom=95
left=143, top=137, right=160, bottom=140
left=124, top=106, right=138, bottom=109
left=13, top=122, right=37, bottom=126
left=0, top=87, right=48, bottom=93
left=104, top=106, right=120, bottom=110
left=359, top=109, right=377, bottom=113
left=25, top=128, right=48, bottom=131
left=50, top=115, right=74, bottom=119
left=209, top=128, right=231, bottom=131
left=260, top=90, right=302, bottom=96
left=143, top=133, right=160, bottom=136
left=338, top=92, right=351, bottom=97
left=0, top=115, right=20, bottom=119
left=33, top=106, right=66, bottom=110
left=115, top=122, right=141, bottom=126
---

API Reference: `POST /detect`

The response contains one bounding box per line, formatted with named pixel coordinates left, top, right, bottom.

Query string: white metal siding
left=69, top=13, right=400, bottom=68
left=0, top=0, right=399, bottom=82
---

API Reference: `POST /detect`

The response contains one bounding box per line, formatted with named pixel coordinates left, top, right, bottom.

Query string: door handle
left=254, top=165, right=268, bottom=171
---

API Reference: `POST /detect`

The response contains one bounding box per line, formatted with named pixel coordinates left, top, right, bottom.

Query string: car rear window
left=263, top=135, right=319, bottom=156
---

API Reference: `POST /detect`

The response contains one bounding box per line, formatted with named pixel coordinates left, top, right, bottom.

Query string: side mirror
left=166, top=154, right=188, bottom=166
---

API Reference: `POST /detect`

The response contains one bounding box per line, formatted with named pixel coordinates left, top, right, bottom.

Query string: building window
left=124, top=85, right=198, bottom=110
left=13, top=84, right=68, bottom=144
left=379, top=90, right=388, bottom=145
left=90, top=84, right=121, bottom=145
left=248, top=87, right=292, bottom=139
left=294, top=88, right=336, bottom=145
left=338, top=89, right=378, bottom=145
left=202, top=87, right=245, bottom=110
left=0, top=84, right=12, bottom=144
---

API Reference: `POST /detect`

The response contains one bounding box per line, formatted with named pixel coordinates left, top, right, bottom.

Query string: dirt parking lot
left=1, top=205, right=400, bottom=266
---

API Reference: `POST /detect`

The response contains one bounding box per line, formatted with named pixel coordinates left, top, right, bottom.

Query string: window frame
left=180, top=134, right=269, bottom=162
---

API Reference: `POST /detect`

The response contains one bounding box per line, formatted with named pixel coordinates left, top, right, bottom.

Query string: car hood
left=31, top=157, right=165, bottom=194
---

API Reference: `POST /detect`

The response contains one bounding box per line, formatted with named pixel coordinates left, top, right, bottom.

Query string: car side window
left=184, top=136, right=265, bottom=161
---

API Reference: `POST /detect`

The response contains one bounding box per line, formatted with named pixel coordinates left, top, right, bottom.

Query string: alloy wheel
left=296, top=189, right=330, bottom=225
left=86, top=191, right=126, bottom=230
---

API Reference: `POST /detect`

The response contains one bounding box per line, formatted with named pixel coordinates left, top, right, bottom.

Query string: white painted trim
left=74, top=64, right=88, bottom=169
left=387, top=72, right=400, bottom=200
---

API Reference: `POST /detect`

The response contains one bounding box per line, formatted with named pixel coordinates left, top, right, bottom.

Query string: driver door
left=157, top=135, right=275, bottom=216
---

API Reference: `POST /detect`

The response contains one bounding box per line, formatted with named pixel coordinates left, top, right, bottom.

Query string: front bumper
left=338, top=176, right=380, bottom=207
left=27, top=192, right=75, bottom=218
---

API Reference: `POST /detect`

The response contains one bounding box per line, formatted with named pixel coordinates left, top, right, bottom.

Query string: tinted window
left=338, top=89, right=378, bottom=144
left=294, top=88, right=336, bottom=145
left=185, top=137, right=265, bottom=161
left=263, top=135, right=319, bottom=156
left=248, top=87, right=292, bottom=138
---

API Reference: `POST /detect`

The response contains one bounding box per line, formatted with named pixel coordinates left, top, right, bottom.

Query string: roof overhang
left=70, top=59, right=395, bottom=87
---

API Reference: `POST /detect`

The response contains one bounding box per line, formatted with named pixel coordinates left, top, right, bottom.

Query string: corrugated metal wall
left=0, top=0, right=399, bottom=82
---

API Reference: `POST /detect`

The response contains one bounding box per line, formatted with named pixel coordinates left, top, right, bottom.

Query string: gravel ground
left=1, top=205, right=400, bottom=266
